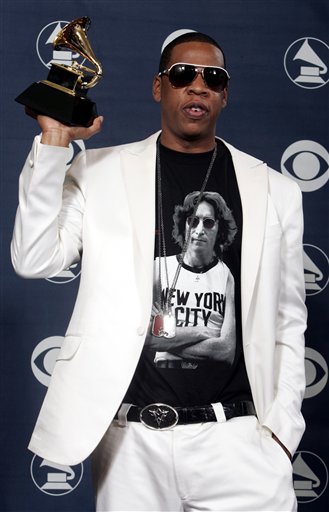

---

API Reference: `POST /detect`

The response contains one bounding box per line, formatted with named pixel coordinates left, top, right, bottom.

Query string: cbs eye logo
left=31, top=336, right=64, bottom=387
left=281, top=140, right=328, bottom=192
left=304, top=346, right=328, bottom=399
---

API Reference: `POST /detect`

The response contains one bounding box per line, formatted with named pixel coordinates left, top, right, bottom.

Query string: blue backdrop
left=1, top=1, right=328, bottom=510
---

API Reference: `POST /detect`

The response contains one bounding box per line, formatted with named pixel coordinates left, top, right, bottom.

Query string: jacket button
left=137, top=326, right=145, bottom=336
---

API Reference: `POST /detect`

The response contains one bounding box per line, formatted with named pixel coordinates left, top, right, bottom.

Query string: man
left=148, top=191, right=237, bottom=368
left=11, top=30, right=307, bottom=511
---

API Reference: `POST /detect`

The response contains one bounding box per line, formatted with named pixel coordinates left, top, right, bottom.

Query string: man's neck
left=184, top=253, right=214, bottom=269
left=159, top=132, right=216, bottom=153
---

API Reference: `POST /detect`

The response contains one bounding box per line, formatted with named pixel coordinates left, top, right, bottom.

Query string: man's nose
left=194, top=219, right=205, bottom=233
left=187, top=71, right=208, bottom=93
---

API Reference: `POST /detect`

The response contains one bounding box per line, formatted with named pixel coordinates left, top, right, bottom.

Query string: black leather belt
left=117, top=401, right=256, bottom=430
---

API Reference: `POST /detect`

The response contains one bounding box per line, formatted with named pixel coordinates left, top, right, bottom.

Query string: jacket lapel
left=120, top=133, right=159, bottom=311
left=223, top=141, right=268, bottom=335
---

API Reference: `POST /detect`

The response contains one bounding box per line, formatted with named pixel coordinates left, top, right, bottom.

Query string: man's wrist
left=41, top=129, right=71, bottom=147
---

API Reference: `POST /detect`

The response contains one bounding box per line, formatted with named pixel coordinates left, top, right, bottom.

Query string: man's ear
left=152, top=75, right=162, bottom=103
left=221, top=87, right=228, bottom=108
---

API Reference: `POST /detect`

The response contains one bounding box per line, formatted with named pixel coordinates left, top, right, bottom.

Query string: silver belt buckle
left=139, top=403, right=179, bottom=430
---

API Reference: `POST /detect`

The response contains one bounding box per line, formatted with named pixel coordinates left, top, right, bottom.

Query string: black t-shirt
left=124, top=139, right=252, bottom=406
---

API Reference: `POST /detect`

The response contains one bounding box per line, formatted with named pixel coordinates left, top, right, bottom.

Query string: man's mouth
left=192, top=237, right=207, bottom=243
left=183, top=102, right=208, bottom=119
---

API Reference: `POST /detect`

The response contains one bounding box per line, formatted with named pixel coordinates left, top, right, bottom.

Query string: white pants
left=92, top=415, right=297, bottom=512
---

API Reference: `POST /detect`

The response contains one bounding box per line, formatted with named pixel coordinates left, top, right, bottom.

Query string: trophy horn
left=53, top=17, right=103, bottom=89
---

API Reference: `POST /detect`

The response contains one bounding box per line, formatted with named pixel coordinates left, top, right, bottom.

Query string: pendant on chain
left=152, top=311, right=176, bottom=338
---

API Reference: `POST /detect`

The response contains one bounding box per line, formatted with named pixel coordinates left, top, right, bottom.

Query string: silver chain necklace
left=152, top=137, right=218, bottom=338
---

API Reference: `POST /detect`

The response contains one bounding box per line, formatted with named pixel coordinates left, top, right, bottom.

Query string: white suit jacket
left=11, top=132, right=307, bottom=465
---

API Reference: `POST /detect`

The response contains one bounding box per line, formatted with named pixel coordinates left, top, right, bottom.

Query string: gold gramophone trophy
left=15, top=17, right=102, bottom=127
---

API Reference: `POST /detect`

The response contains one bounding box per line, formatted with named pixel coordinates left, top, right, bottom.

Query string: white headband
left=161, top=29, right=196, bottom=54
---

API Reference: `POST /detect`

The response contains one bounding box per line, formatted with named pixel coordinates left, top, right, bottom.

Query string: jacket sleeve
left=11, top=136, right=87, bottom=279
left=263, top=179, right=307, bottom=455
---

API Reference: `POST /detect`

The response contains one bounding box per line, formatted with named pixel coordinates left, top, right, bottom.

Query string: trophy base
left=15, top=82, right=98, bottom=127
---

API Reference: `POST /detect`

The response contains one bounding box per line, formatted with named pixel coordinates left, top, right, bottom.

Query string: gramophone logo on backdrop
left=36, top=20, right=86, bottom=70
left=303, top=244, right=329, bottom=296
left=31, top=455, right=83, bottom=496
left=46, top=261, right=81, bottom=284
left=284, top=37, right=329, bottom=89
left=281, top=140, right=329, bottom=192
left=292, top=451, right=328, bottom=503
left=304, top=347, right=328, bottom=399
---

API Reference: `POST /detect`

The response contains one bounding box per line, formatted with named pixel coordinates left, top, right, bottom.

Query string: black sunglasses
left=187, top=216, right=217, bottom=229
left=159, top=62, right=230, bottom=91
